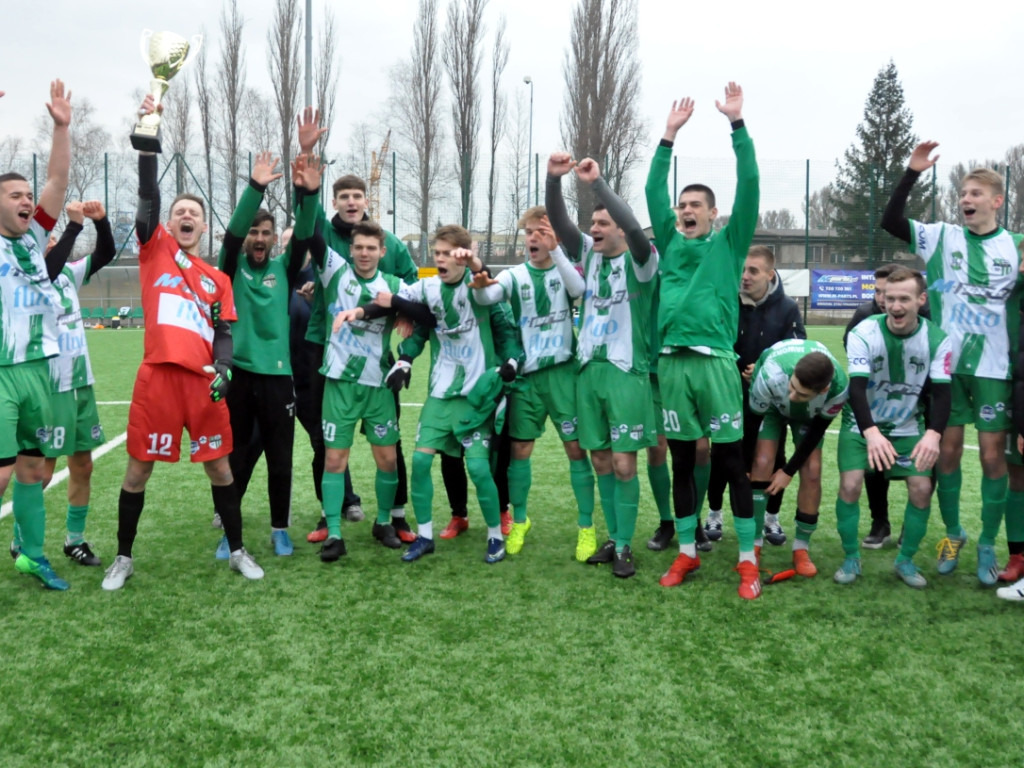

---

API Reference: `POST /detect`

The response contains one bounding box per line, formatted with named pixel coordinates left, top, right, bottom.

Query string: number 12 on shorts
left=148, top=432, right=173, bottom=456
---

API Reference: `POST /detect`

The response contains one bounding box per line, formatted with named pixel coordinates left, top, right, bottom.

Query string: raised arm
left=538, top=215, right=584, bottom=298
left=46, top=202, right=82, bottom=281
left=83, top=201, right=116, bottom=277
left=544, top=153, right=584, bottom=260
left=715, top=83, right=760, bottom=254
left=646, top=98, right=693, bottom=252
left=577, top=158, right=651, bottom=264
left=882, top=141, right=938, bottom=244
left=37, top=80, right=71, bottom=221
left=135, top=96, right=161, bottom=244
left=219, top=152, right=281, bottom=276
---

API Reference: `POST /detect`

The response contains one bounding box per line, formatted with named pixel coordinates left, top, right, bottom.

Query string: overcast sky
left=3, top=0, right=1023, bottom=224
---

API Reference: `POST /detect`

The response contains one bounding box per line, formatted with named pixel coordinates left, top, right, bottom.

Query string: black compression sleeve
left=137, top=154, right=160, bottom=244
left=784, top=416, right=831, bottom=476
left=391, top=295, right=438, bottom=328
left=212, top=320, right=233, bottom=363
left=848, top=377, right=876, bottom=434
left=928, top=382, right=951, bottom=435
left=544, top=175, right=583, bottom=260
left=881, top=168, right=920, bottom=244
left=88, top=216, right=117, bottom=276
left=46, top=221, right=81, bottom=281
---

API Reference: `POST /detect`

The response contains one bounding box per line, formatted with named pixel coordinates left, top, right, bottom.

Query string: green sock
left=752, top=488, right=768, bottom=539
left=569, top=459, right=595, bottom=527
left=979, top=474, right=1008, bottom=546
left=899, top=501, right=930, bottom=559
left=66, top=504, right=89, bottom=544
left=466, top=457, right=501, bottom=528
left=322, top=472, right=345, bottom=540
left=694, top=461, right=711, bottom=517
left=676, top=514, right=697, bottom=544
left=410, top=451, right=436, bottom=526
left=596, top=472, right=617, bottom=539
left=375, top=470, right=399, bottom=525
left=614, top=475, right=640, bottom=552
left=648, top=462, right=672, bottom=522
left=937, top=469, right=962, bottom=536
left=795, top=513, right=818, bottom=544
left=734, top=516, right=756, bottom=553
left=507, top=458, right=531, bottom=524
left=835, top=497, right=861, bottom=557
left=1005, top=490, right=1024, bottom=544
left=12, top=480, right=46, bottom=560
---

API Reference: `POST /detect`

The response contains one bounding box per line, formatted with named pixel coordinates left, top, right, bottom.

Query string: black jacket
left=735, top=276, right=806, bottom=371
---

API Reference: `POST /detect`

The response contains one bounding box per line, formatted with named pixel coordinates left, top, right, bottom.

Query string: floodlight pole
left=524, top=75, right=534, bottom=207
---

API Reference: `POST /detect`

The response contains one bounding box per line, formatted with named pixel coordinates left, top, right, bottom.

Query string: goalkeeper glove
left=385, top=355, right=413, bottom=392
left=203, top=361, right=232, bottom=402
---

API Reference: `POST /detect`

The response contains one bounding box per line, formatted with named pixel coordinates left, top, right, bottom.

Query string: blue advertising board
left=811, top=270, right=876, bottom=309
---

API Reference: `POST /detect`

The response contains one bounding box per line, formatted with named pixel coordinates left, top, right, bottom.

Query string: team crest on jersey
left=950, top=252, right=963, bottom=270
left=871, top=355, right=885, bottom=373
left=209, top=434, right=223, bottom=450
left=548, top=278, right=562, bottom=292
left=263, top=273, right=277, bottom=288
left=174, top=250, right=192, bottom=269
left=521, top=284, right=532, bottom=301
left=457, top=296, right=467, bottom=309
left=345, top=280, right=358, bottom=296
left=190, top=440, right=200, bottom=455
left=993, top=258, right=1012, bottom=276
left=908, top=356, right=926, bottom=375
left=200, top=275, right=217, bottom=294
left=91, top=425, right=102, bottom=441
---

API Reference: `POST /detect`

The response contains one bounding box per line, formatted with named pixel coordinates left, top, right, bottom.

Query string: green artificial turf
left=0, top=327, right=1020, bottom=768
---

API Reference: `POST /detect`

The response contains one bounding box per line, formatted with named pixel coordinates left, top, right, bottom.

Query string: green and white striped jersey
left=491, top=260, right=577, bottom=373
left=843, top=315, right=952, bottom=437
left=0, top=218, right=62, bottom=366
left=576, top=234, right=658, bottom=374
left=398, top=272, right=499, bottom=399
left=319, top=248, right=399, bottom=386
left=910, top=220, right=1024, bottom=379
left=749, top=339, right=848, bottom=422
left=49, top=256, right=94, bottom=393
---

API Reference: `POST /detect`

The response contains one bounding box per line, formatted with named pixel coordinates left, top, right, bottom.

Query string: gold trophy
left=130, top=30, right=202, bottom=152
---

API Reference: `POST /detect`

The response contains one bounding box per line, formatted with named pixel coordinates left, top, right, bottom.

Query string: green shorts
left=837, top=429, right=931, bottom=478
left=44, top=385, right=105, bottom=458
left=950, top=374, right=1011, bottom=432
left=651, top=374, right=664, bottom=437
left=322, top=379, right=399, bottom=449
left=576, top=361, right=657, bottom=452
left=0, top=359, right=54, bottom=459
left=659, top=351, right=743, bottom=443
left=416, top=395, right=492, bottom=459
left=509, top=361, right=579, bottom=443
left=758, top=412, right=824, bottom=449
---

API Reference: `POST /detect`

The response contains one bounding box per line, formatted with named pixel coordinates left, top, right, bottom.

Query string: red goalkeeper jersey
left=139, top=223, right=236, bottom=375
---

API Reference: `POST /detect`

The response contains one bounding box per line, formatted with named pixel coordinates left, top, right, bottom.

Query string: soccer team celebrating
left=4, top=79, right=1024, bottom=603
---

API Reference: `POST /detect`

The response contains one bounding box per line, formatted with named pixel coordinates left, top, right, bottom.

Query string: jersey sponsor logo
left=870, top=399, right=915, bottom=425
left=57, top=309, right=81, bottom=327
left=949, top=303, right=1000, bottom=330
left=520, top=309, right=572, bottom=328
left=585, top=289, right=629, bottom=308
left=200, top=275, right=216, bottom=294
left=528, top=332, right=567, bottom=354
left=241, top=269, right=254, bottom=282
left=848, top=357, right=870, bottom=367
left=867, top=380, right=921, bottom=397
left=156, top=293, right=215, bottom=342
left=153, top=273, right=184, bottom=289
left=0, top=262, right=40, bottom=280
left=57, top=331, right=86, bottom=354
left=336, top=324, right=382, bottom=357
left=262, top=273, right=277, bottom=288
left=928, top=278, right=1012, bottom=302
left=980, top=405, right=997, bottom=422
left=437, top=318, right=478, bottom=337
left=581, top=314, right=620, bottom=339
left=560, top=419, right=576, bottom=436
left=12, top=284, right=52, bottom=309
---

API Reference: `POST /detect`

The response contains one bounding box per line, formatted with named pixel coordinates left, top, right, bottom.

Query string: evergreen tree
left=830, top=60, right=928, bottom=264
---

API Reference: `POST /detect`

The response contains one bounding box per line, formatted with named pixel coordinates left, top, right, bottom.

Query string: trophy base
left=130, top=123, right=163, bottom=153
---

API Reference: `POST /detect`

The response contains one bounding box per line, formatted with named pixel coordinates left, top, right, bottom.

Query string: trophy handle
left=139, top=29, right=154, bottom=67
left=184, top=34, right=204, bottom=67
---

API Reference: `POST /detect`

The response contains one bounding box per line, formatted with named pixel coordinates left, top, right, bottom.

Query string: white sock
left=391, top=506, right=406, bottom=518
left=487, top=526, right=503, bottom=541
left=680, top=542, right=697, bottom=557
left=708, top=509, right=723, bottom=524
left=738, top=550, right=757, bottom=564
left=765, top=512, right=779, bottom=526
left=754, top=537, right=763, bottom=548
left=793, top=540, right=809, bottom=552
left=419, top=521, right=433, bottom=540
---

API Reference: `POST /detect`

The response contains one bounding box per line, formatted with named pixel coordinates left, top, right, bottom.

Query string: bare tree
left=803, top=185, right=836, bottom=230
left=561, top=0, right=646, bottom=226
left=1004, top=144, right=1024, bottom=232
left=389, top=0, right=445, bottom=261
left=161, top=78, right=193, bottom=197
left=443, top=0, right=488, bottom=229
left=758, top=209, right=797, bottom=230
left=267, top=0, right=302, bottom=218
left=34, top=98, right=112, bottom=204
left=0, top=134, right=24, bottom=175
left=313, top=3, right=342, bottom=155
left=484, top=15, right=508, bottom=260
left=216, top=0, right=246, bottom=210
left=194, top=31, right=216, bottom=257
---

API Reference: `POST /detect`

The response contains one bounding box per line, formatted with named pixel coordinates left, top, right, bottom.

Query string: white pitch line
left=0, top=432, right=127, bottom=520
left=97, top=401, right=132, bottom=406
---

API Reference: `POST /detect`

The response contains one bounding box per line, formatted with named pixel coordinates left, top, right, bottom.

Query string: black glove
left=499, top=358, right=519, bottom=383
left=385, top=355, right=412, bottom=392
left=204, top=361, right=232, bottom=402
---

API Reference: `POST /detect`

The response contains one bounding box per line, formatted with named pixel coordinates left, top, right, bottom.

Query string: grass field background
left=1, top=326, right=1019, bottom=768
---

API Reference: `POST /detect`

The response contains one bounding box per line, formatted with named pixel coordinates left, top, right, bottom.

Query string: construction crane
left=368, top=130, right=391, bottom=221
